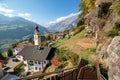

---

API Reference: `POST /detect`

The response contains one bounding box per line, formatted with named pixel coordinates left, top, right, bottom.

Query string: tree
left=77, top=0, right=96, bottom=27
left=51, top=54, right=61, bottom=67
left=112, top=0, right=120, bottom=16
left=79, top=0, right=96, bottom=17
left=7, top=49, right=13, bottom=57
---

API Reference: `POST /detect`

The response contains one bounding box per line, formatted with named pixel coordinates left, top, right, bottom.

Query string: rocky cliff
left=84, top=0, right=120, bottom=80
left=107, top=36, right=120, bottom=80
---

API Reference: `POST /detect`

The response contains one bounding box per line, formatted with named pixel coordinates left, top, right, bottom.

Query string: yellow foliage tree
left=82, top=0, right=96, bottom=13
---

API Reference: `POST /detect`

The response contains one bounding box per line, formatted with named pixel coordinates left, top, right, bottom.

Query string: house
left=13, top=47, right=22, bottom=55
left=69, top=29, right=74, bottom=36
left=48, top=34, right=57, bottom=41
left=16, top=25, right=55, bottom=72
left=0, top=54, right=6, bottom=68
left=16, top=46, right=55, bottom=72
left=56, top=33, right=66, bottom=39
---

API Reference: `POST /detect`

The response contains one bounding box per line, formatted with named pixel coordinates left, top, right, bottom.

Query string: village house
left=16, top=25, right=55, bottom=72
left=56, top=32, right=66, bottom=39
left=13, top=47, right=22, bottom=55
left=69, top=29, right=74, bottom=36
left=48, top=34, right=57, bottom=41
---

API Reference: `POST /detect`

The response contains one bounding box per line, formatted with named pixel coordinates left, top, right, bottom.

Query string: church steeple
left=34, top=24, right=41, bottom=46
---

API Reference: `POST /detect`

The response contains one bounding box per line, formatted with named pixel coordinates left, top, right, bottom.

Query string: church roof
left=18, top=46, right=55, bottom=61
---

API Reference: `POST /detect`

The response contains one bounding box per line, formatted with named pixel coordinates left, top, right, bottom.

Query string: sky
left=0, top=0, right=81, bottom=26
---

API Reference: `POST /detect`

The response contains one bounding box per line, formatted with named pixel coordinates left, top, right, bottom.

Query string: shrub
left=79, top=47, right=96, bottom=66
left=74, top=25, right=85, bottom=35
left=51, top=54, right=61, bottom=67
left=106, top=22, right=120, bottom=37
left=77, top=18, right=84, bottom=26
left=70, top=53, right=79, bottom=66
left=106, top=30, right=118, bottom=37
left=2, top=52, right=7, bottom=58
left=57, top=48, right=79, bottom=66
left=114, top=22, right=120, bottom=31
left=41, top=41, right=48, bottom=47
left=7, top=49, right=13, bottom=57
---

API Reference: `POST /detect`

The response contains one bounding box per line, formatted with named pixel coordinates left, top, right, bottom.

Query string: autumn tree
left=51, top=54, right=61, bottom=67
left=78, top=0, right=96, bottom=27
left=79, top=0, right=96, bottom=17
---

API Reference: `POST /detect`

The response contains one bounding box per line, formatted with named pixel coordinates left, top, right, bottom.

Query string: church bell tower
left=34, top=24, right=41, bottom=46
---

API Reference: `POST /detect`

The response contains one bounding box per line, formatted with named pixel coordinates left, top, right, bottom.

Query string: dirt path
left=76, top=38, right=94, bottom=49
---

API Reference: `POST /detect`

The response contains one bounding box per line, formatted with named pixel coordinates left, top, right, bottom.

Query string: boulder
left=107, top=36, right=120, bottom=80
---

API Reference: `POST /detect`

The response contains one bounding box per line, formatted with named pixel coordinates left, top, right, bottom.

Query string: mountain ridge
left=0, top=14, right=49, bottom=50
left=47, top=16, right=78, bottom=32
left=0, top=14, right=49, bottom=39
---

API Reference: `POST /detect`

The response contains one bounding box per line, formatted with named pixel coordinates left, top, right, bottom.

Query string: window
left=35, top=61, right=37, bottom=64
left=35, top=67, right=37, bottom=70
left=44, top=61, right=46, bottom=64
left=28, top=60, right=33, bottom=65
left=38, top=61, right=41, bottom=64
left=39, top=67, right=41, bottom=70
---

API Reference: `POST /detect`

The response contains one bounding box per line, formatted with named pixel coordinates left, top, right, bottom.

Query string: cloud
left=18, top=13, right=31, bottom=18
left=18, top=13, right=31, bottom=20
left=0, top=3, right=32, bottom=19
left=0, top=3, right=15, bottom=17
left=49, top=12, right=81, bottom=24
left=0, top=3, right=35, bottom=23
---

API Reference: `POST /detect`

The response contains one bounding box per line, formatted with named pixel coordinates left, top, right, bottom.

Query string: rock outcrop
left=84, top=0, right=120, bottom=79
left=107, top=36, right=120, bottom=80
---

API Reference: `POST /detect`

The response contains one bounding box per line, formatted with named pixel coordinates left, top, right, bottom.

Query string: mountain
left=0, top=14, right=49, bottom=39
left=0, top=14, right=49, bottom=50
left=47, top=16, right=78, bottom=32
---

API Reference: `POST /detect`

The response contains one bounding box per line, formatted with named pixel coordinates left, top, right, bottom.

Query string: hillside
left=0, top=14, right=49, bottom=50
left=0, top=14, right=49, bottom=39
left=51, top=0, right=120, bottom=79
left=54, top=30, right=94, bottom=54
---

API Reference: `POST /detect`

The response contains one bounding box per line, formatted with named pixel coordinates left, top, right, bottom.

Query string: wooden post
left=94, top=61, right=101, bottom=80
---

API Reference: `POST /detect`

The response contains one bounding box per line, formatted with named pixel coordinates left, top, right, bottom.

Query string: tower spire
left=34, top=24, right=41, bottom=46
left=35, top=24, right=39, bottom=32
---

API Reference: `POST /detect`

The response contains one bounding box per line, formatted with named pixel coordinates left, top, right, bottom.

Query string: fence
left=20, top=59, right=106, bottom=80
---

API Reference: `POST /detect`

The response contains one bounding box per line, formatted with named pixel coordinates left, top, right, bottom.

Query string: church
left=16, top=25, right=55, bottom=72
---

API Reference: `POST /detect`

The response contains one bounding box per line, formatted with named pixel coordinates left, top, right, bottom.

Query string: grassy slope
left=54, top=30, right=95, bottom=54
left=46, top=29, right=97, bottom=72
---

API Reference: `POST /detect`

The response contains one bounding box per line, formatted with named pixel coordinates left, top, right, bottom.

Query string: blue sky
left=0, top=0, right=81, bottom=26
